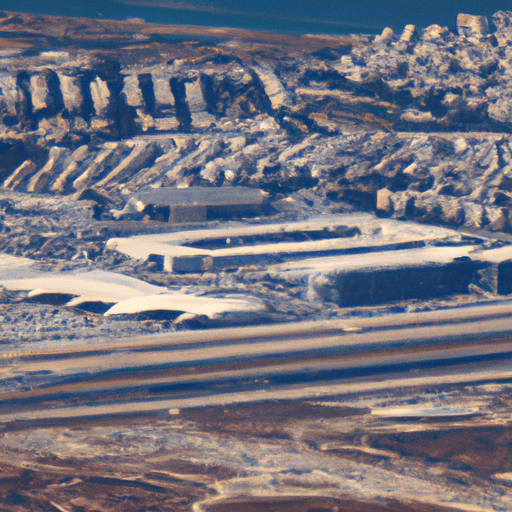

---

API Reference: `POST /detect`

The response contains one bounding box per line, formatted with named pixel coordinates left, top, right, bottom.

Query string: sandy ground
left=1, top=379, right=512, bottom=512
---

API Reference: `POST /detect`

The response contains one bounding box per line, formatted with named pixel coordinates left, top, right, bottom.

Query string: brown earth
left=204, top=497, right=457, bottom=512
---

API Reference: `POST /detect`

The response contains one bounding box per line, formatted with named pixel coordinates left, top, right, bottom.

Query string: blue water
left=0, top=0, right=510, bottom=35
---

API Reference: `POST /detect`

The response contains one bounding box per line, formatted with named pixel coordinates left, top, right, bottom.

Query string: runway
left=2, top=301, right=512, bottom=425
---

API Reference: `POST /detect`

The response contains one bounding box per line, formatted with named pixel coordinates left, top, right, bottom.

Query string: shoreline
left=0, top=10, right=364, bottom=49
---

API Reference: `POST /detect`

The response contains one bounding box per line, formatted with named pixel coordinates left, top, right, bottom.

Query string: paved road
left=2, top=301, right=512, bottom=424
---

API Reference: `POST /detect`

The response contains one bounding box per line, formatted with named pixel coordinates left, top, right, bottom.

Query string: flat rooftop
left=132, top=187, right=266, bottom=207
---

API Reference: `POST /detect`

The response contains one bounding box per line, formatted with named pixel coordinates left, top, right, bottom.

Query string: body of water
left=0, top=0, right=509, bottom=35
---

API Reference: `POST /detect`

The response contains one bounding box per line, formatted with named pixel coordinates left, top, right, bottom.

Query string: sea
left=0, top=0, right=509, bottom=35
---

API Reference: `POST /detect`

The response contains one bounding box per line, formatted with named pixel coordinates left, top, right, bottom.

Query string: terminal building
left=126, top=186, right=267, bottom=223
